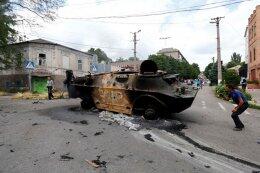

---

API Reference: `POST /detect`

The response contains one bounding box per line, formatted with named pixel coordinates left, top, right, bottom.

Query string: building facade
left=0, top=39, right=93, bottom=92
left=157, top=48, right=187, bottom=62
left=248, top=5, right=260, bottom=82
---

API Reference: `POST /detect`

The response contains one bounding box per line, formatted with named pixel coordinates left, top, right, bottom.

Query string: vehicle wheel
left=143, top=103, right=160, bottom=120
left=81, top=99, right=93, bottom=110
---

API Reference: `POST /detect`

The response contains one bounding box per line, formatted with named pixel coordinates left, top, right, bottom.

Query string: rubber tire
left=143, top=103, right=160, bottom=120
left=80, top=100, right=93, bottom=110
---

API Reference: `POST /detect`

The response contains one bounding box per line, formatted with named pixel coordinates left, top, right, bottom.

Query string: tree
left=128, top=57, right=139, bottom=61
left=148, top=54, right=200, bottom=79
left=0, top=0, right=65, bottom=69
left=204, top=63, right=217, bottom=85
left=239, top=62, right=247, bottom=78
left=87, top=48, right=112, bottom=63
left=115, top=57, right=126, bottom=62
left=226, top=52, right=242, bottom=69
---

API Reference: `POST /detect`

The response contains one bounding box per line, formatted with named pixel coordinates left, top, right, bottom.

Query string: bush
left=215, top=84, right=252, bottom=101
left=223, top=70, right=240, bottom=86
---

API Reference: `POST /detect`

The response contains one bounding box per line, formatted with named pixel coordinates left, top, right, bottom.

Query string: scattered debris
left=94, top=131, right=104, bottom=136
left=147, top=160, right=154, bottom=163
left=10, top=149, right=14, bottom=152
left=80, top=120, right=88, bottom=125
left=176, top=149, right=182, bottom=153
left=144, top=134, right=155, bottom=142
left=51, top=152, right=55, bottom=155
left=204, top=165, right=211, bottom=168
left=60, top=154, right=74, bottom=161
left=252, top=170, right=260, bottom=173
left=85, top=156, right=107, bottom=169
left=188, top=152, right=195, bottom=158
left=66, top=142, right=70, bottom=145
left=99, top=111, right=140, bottom=131
left=79, top=132, right=87, bottom=138
left=257, top=139, right=260, bottom=144
left=117, top=155, right=125, bottom=159
left=32, top=123, right=39, bottom=126
left=32, top=100, right=44, bottom=104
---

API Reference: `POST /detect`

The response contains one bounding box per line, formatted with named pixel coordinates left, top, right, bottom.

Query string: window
left=254, top=48, right=256, bottom=61
left=62, top=56, right=70, bottom=69
left=250, top=51, right=252, bottom=62
left=78, top=59, right=82, bottom=71
left=39, top=53, right=46, bottom=66
left=254, top=24, right=256, bottom=36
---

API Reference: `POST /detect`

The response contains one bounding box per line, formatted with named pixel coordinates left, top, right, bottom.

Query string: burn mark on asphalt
left=10, top=149, right=14, bottom=152
left=144, top=134, right=155, bottom=142
left=168, top=130, right=260, bottom=169
left=32, top=123, right=39, bottom=126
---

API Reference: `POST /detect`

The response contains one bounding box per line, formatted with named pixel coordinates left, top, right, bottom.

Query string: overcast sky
left=19, top=0, right=260, bottom=70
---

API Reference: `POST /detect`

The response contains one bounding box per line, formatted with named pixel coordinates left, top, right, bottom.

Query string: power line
left=27, top=33, right=131, bottom=51
left=60, top=0, right=250, bottom=20
left=66, top=0, right=121, bottom=6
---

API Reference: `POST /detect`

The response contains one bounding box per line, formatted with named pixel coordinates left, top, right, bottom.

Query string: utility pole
left=210, top=17, right=224, bottom=84
left=159, top=36, right=171, bottom=48
left=131, top=30, right=141, bottom=61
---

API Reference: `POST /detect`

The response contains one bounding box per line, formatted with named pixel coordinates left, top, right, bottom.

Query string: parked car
left=64, top=60, right=198, bottom=120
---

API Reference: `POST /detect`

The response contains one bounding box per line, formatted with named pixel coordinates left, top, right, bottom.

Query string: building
left=157, top=48, right=187, bottom=62
left=0, top=39, right=93, bottom=92
left=110, top=60, right=143, bottom=72
left=248, top=5, right=260, bottom=82
left=90, top=54, right=111, bottom=74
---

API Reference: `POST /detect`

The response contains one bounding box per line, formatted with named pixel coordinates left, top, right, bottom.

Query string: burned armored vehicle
left=64, top=60, right=198, bottom=120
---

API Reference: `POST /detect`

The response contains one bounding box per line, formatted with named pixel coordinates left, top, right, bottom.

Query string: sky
left=18, top=0, right=260, bottom=70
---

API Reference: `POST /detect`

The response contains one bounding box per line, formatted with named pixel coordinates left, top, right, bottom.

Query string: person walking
left=226, top=85, right=249, bottom=131
left=47, top=77, right=54, bottom=100
left=241, top=78, right=247, bottom=91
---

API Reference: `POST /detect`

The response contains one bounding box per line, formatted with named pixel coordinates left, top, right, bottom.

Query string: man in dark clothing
left=226, top=85, right=249, bottom=131
left=47, top=77, right=54, bottom=100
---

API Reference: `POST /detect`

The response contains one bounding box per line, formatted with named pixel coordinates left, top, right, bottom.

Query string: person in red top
left=226, top=85, right=249, bottom=131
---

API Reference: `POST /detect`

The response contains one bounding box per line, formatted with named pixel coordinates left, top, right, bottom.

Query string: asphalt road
left=0, top=86, right=260, bottom=173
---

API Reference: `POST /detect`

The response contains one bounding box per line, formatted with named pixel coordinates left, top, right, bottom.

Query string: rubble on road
left=60, top=154, right=74, bottom=161
left=85, top=156, right=107, bottom=169
left=144, top=134, right=155, bottom=142
left=99, top=111, right=140, bottom=131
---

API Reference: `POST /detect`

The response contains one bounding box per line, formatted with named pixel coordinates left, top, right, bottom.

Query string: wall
left=248, top=5, right=260, bottom=81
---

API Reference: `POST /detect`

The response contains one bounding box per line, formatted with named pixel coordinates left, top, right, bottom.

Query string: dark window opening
left=39, top=54, right=46, bottom=66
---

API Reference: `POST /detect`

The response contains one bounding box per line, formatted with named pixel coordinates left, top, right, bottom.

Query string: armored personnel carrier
left=64, top=60, right=198, bottom=120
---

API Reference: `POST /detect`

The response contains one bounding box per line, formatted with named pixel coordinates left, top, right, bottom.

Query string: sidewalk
left=247, top=88, right=260, bottom=104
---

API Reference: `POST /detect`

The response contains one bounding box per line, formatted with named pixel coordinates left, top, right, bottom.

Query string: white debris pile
left=99, top=111, right=140, bottom=131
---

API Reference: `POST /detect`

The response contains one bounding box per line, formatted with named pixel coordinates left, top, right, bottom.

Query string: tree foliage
left=87, top=48, right=112, bottom=63
left=204, top=62, right=227, bottom=85
left=148, top=54, right=200, bottom=79
left=223, top=69, right=240, bottom=86
left=226, top=52, right=242, bottom=69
